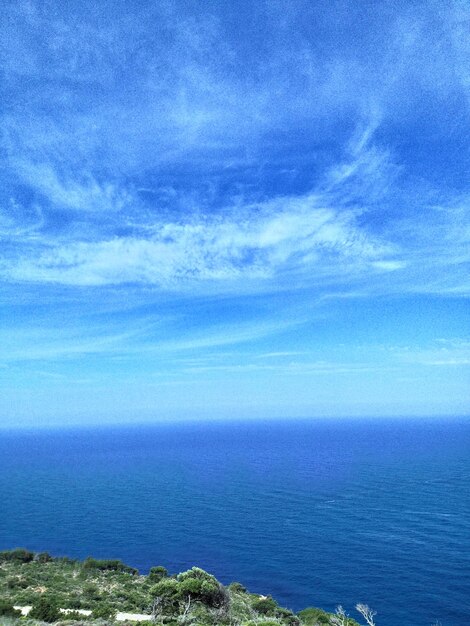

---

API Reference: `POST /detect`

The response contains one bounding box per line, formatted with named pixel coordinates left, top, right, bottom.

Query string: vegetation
left=0, top=549, right=365, bottom=626
left=0, top=601, right=21, bottom=618
left=29, top=597, right=61, bottom=623
left=91, top=604, right=116, bottom=620
left=82, top=559, right=138, bottom=576
left=0, top=550, right=35, bottom=564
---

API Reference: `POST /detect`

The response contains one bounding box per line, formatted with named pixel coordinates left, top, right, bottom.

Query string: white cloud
left=1, top=0, right=469, bottom=298
left=1, top=191, right=395, bottom=287
left=0, top=313, right=301, bottom=363
left=371, top=260, right=407, bottom=271
left=11, top=161, right=131, bottom=213
left=389, top=339, right=470, bottom=367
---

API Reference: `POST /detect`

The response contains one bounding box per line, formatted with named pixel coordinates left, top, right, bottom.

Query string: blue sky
left=0, top=0, right=469, bottom=427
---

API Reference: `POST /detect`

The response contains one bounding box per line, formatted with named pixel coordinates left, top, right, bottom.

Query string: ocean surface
left=1, top=418, right=469, bottom=626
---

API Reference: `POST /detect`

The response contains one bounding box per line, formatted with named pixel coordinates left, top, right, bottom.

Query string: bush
left=148, top=566, right=168, bottom=582
left=62, top=610, right=88, bottom=621
left=66, top=596, right=84, bottom=610
left=83, top=558, right=138, bottom=575
left=151, top=577, right=181, bottom=614
left=83, top=582, right=101, bottom=600
left=92, top=604, right=117, bottom=619
left=228, top=582, right=247, bottom=593
left=6, top=576, right=29, bottom=589
left=177, top=567, right=228, bottom=608
left=29, top=595, right=61, bottom=622
left=0, top=548, right=34, bottom=563
left=252, top=596, right=278, bottom=616
left=298, top=607, right=331, bottom=625
left=277, top=607, right=300, bottom=626
left=36, top=552, right=53, bottom=563
left=0, top=600, right=22, bottom=617
left=56, top=556, right=78, bottom=565
left=151, top=567, right=229, bottom=615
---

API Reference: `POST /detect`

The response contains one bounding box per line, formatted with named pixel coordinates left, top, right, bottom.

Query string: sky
left=0, top=0, right=469, bottom=428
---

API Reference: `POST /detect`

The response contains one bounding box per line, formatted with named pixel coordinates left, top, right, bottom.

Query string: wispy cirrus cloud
left=0, top=312, right=302, bottom=364
left=389, top=339, right=470, bottom=368
left=1, top=119, right=469, bottom=296
left=1, top=189, right=397, bottom=287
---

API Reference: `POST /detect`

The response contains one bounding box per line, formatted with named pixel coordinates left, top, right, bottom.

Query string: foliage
left=29, top=595, right=61, bottom=622
left=83, top=558, right=138, bottom=575
left=61, top=610, right=89, bottom=621
left=148, top=566, right=168, bottom=582
left=0, top=600, right=21, bottom=618
left=0, top=549, right=369, bottom=626
left=298, top=607, right=331, bottom=625
left=151, top=566, right=229, bottom=621
left=0, top=549, right=34, bottom=564
left=176, top=567, right=228, bottom=608
left=252, top=596, right=278, bottom=616
left=298, top=606, right=360, bottom=626
left=276, top=606, right=300, bottom=626
left=6, top=576, right=29, bottom=589
left=151, top=577, right=181, bottom=613
left=0, top=553, right=149, bottom=613
left=91, top=603, right=116, bottom=619
left=228, top=582, right=246, bottom=593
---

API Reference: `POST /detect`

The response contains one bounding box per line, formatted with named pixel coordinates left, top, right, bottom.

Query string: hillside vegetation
left=0, top=549, right=365, bottom=626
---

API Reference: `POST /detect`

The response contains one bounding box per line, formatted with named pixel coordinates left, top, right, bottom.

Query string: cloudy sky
left=0, top=0, right=469, bottom=427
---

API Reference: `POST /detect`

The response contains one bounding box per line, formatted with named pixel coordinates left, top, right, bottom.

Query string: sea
left=1, top=418, right=469, bottom=626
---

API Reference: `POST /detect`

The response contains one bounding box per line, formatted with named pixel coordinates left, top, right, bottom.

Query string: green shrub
left=148, top=566, right=168, bottom=582
left=36, top=552, right=53, bottom=563
left=252, top=596, right=278, bottom=616
left=10, top=589, right=38, bottom=605
left=151, top=567, right=229, bottom=616
left=177, top=567, right=228, bottom=608
left=6, top=576, right=29, bottom=589
left=83, top=558, right=137, bottom=575
left=0, top=548, right=34, bottom=563
left=65, top=596, right=84, bottom=610
left=82, top=582, right=102, bottom=604
left=228, top=582, right=247, bottom=593
left=151, top=577, right=181, bottom=614
left=298, top=607, right=331, bottom=625
left=56, top=556, right=78, bottom=565
left=92, top=603, right=117, bottom=619
left=0, top=600, right=22, bottom=617
left=276, top=607, right=300, bottom=626
left=62, top=610, right=88, bottom=621
left=29, top=595, right=61, bottom=622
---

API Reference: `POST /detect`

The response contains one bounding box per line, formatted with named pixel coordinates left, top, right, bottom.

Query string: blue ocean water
left=1, top=418, right=469, bottom=626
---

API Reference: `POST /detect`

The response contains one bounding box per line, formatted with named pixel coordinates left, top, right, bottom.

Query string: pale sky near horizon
left=0, top=0, right=469, bottom=428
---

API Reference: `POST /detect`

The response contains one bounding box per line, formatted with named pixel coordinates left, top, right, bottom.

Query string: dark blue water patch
left=1, top=417, right=469, bottom=626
